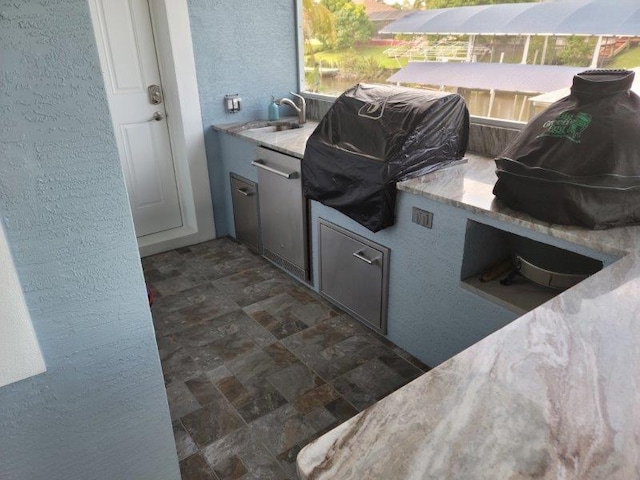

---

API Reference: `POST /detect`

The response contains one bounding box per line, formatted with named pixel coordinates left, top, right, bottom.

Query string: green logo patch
left=539, top=111, right=592, bottom=143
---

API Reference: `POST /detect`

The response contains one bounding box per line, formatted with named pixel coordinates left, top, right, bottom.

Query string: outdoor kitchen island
left=212, top=121, right=640, bottom=479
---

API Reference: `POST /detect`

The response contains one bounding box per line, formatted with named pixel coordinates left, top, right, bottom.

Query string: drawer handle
left=252, top=159, right=299, bottom=179
left=353, top=250, right=379, bottom=265
left=236, top=188, right=254, bottom=197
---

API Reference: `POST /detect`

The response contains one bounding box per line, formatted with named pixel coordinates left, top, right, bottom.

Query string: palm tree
left=302, top=0, right=336, bottom=51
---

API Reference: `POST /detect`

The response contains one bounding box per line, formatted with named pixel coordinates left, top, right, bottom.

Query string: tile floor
left=143, top=238, right=430, bottom=480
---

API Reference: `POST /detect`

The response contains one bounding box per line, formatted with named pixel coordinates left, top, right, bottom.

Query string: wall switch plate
left=412, top=207, right=433, bottom=229
left=224, top=94, right=241, bottom=113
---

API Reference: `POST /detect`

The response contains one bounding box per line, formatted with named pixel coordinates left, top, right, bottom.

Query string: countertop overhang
left=213, top=120, right=640, bottom=479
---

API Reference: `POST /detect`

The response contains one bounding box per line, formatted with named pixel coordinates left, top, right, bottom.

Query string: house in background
left=0, top=1, right=297, bottom=478
left=353, top=0, right=413, bottom=35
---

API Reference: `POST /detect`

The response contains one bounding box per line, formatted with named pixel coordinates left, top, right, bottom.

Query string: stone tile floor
left=143, top=238, right=430, bottom=480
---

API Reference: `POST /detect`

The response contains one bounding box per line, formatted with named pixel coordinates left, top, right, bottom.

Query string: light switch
left=224, top=94, right=242, bottom=113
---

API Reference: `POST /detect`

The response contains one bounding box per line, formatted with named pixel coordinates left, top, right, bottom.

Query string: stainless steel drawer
left=230, top=173, right=260, bottom=252
left=319, top=219, right=390, bottom=334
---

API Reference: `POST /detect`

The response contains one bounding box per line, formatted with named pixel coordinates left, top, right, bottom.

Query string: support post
left=541, top=35, right=550, bottom=65
left=466, top=34, right=476, bottom=62
left=487, top=89, right=496, bottom=117
left=591, top=35, right=603, bottom=68
left=521, top=35, right=531, bottom=64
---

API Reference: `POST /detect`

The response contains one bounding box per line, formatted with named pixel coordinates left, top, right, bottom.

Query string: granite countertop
left=213, top=120, right=640, bottom=479
left=212, top=119, right=315, bottom=159
left=213, top=120, right=640, bottom=256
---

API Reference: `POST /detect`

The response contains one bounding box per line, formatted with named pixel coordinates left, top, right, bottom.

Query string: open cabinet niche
left=460, top=220, right=605, bottom=315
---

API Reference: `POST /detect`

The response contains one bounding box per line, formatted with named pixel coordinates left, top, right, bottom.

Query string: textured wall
left=0, top=1, right=179, bottom=478
left=0, top=221, right=46, bottom=388
left=188, top=0, right=299, bottom=235
left=209, top=132, right=260, bottom=239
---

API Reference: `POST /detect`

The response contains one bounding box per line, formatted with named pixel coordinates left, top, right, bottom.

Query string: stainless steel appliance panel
left=230, top=173, right=260, bottom=253
left=254, top=147, right=308, bottom=280
left=319, top=219, right=389, bottom=333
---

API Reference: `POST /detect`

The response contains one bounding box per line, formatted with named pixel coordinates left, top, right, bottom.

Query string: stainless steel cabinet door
left=254, top=147, right=309, bottom=280
left=230, top=174, right=260, bottom=252
left=319, top=220, right=389, bottom=333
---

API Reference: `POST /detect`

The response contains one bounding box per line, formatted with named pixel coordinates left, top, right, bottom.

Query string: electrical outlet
left=412, top=207, right=433, bottom=229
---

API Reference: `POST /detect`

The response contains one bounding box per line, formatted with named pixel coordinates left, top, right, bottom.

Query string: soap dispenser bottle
left=268, top=96, right=280, bottom=121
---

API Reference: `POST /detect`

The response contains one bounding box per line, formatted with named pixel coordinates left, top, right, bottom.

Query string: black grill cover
left=494, top=69, right=640, bottom=229
left=302, top=83, right=469, bottom=232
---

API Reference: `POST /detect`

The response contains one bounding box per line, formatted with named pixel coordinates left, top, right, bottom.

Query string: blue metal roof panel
left=383, top=9, right=441, bottom=33
left=380, top=0, right=640, bottom=36
left=415, top=5, right=493, bottom=34
left=555, top=0, right=640, bottom=35
left=458, top=3, right=539, bottom=34
left=501, top=0, right=591, bottom=34
left=387, top=62, right=586, bottom=93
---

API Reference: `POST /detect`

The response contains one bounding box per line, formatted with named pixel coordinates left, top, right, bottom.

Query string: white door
left=90, top=0, right=183, bottom=237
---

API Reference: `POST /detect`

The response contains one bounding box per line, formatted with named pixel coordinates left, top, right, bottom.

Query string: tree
left=321, top=0, right=374, bottom=49
left=322, top=0, right=350, bottom=13
left=556, top=36, right=595, bottom=66
left=302, top=0, right=336, bottom=52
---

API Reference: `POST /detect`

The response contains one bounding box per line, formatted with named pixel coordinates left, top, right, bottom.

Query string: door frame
left=89, top=0, right=216, bottom=257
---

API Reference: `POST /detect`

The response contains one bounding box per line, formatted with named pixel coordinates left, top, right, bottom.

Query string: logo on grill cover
left=358, top=98, right=388, bottom=120
left=539, top=111, right=592, bottom=143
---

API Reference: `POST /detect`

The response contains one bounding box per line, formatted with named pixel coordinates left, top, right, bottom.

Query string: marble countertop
left=212, top=119, right=315, bottom=159
left=298, top=249, right=640, bottom=479
left=212, top=120, right=640, bottom=256
left=213, top=120, right=640, bottom=479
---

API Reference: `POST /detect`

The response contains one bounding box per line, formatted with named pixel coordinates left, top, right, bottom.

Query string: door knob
left=152, top=111, right=164, bottom=121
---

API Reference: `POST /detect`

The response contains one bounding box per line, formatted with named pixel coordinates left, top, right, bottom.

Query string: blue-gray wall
left=188, top=0, right=299, bottom=236
left=311, top=196, right=518, bottom=366
left=0, top=1, right=179, bottom=478
left=311, top=194, right=618, bottom=366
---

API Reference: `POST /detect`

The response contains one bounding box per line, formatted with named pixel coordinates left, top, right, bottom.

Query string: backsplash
left=469, top=123, right=521, bottom=158
left=306, top=95, right=334, bottom=122
left=305, top=96, right=523, bottom=158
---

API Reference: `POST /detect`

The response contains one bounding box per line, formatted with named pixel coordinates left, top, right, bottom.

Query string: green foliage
left=528, top=36, right=557, bottom=65
left=609, top=45, right=640, bottom=69
left=322, top=0, right=350, bottom=13
left=318, top=0, right=373, bottom=49
left=302, top=0, right=336, bottom=53
left=312, top=45, right=408, bottom=69
left=333, top=3, right=374, bottom=49
left=555, top=36, right=595, bottom=66
left=337, top=51, right=388, bottom=81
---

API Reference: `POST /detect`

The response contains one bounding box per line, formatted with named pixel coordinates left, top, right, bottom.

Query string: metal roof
left=369, top=10, right=413, bottom=22
left=380, top=0, right=640, bottom=36
left=387, top=62, right=586, bottom=93
left=529, top=66, right=640, bottom=103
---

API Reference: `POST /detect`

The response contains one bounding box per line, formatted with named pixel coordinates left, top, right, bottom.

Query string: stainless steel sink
left=229, top=120, right=302, bottom=133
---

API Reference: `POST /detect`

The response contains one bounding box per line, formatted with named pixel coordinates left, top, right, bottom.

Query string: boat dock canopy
left=387, top=62, right=585, bottom=93
left=380, top=0, right=640, bottom=36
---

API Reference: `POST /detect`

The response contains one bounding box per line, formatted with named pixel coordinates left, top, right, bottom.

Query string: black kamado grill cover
left=302, top=83, right=469, bottom=232
left=494, top=69, right=640, bottom=229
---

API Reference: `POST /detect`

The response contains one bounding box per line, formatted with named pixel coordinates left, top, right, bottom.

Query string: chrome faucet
left=276, top=92, right=306, bottom=124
